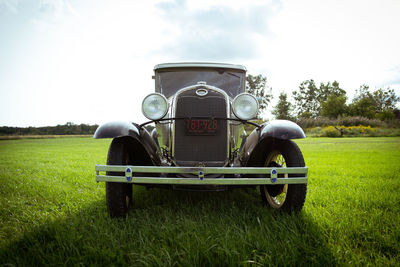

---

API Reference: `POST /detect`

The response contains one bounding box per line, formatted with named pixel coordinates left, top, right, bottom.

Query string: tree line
left=0, top=122, right=99, bottom=136
left=246, top=75, right=400, bottom=123
left=2, top=77, right=398, bottom=136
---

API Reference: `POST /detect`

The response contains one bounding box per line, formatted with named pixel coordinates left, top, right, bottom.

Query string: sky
left=1, top=0, right=399, bottom=127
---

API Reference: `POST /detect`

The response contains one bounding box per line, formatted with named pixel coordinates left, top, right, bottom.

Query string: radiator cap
left=196, top=87, right=208, bottom=96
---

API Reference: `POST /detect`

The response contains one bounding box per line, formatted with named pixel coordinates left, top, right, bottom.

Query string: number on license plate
left=185, top=119, right=218, bottom=135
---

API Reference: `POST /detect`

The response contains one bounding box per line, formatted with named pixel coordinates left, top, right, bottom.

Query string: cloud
left=155, top=0, right=282, bottom=61
left=381, top=65, right=400, bottom=93
left=38, top=0, right=75, bottom=15
left=31, top=0, right=77, bottom=32
left=387, top=65, right=400, bottom=83
left=0, top=0, right=18, bottom=14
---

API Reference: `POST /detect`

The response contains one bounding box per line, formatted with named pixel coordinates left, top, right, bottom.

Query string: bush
left=342, top=125, right=376, bottom=136
left=321, top=126, right=341, bottom=137
left=376, top=111, right=395, bottom=121
left=296, top=116, right=399, bottom=129
left=307, top=126, right=322, bottom=137
left=305, top=125, right=400, bottom=137
left=336, top=117, right=384, bottom=127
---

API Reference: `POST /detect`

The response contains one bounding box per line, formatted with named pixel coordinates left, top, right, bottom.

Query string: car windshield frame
left=155, top=68, right=246, bottom=98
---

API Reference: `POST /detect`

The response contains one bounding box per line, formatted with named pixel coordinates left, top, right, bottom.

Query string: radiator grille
left=174, top=89, right=228, bottom=166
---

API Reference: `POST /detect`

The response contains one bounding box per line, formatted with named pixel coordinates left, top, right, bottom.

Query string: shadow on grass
left=1, top=186, right=336, bottom=266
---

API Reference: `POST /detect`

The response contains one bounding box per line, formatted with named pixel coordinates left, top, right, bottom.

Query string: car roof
left=154, top=62, right=247, bottom=72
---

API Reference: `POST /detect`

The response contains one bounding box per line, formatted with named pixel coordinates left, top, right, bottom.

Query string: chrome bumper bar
left=95, top=165, right=308, bottom=185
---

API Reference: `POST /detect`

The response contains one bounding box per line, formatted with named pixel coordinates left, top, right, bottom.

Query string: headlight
left=232, top=93, right=259, bottom=120
left=142, top=93, right=168, bottom=120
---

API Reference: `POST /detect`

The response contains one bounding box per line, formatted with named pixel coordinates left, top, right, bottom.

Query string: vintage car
left=94, top=62, right=308, bottom=217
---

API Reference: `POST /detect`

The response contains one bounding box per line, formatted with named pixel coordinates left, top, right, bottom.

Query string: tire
left=260, top=139, right=307, bottom=212
left=106, top=138, right=133, bottom=218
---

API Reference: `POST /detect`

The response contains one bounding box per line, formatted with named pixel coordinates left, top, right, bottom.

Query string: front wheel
left=260, top=140, right=307, bottom=212
left=106, top=138, right=133, bottom=218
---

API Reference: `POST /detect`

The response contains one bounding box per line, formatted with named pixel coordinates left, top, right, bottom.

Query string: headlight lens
left=232, top=93, right=259, bottom=120
left=142, top=93, right=168, bottom=120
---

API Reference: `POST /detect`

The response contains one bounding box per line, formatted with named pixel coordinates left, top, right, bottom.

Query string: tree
left=0, top=123, right=99, bottom=135
left=272, top=92, right=293, bottom=120
left=319, top=81, right=346, bottom=101
left=320, top=94, right=347, bottom=118
left=292, top=80, right=320, bottom=118
left=349, top=85, right=399, bottom=119
left=246, top=74, right=272, bottom=119
left=372, top=87, right=399, bottom=112
left=376, top=110, right=395, bottom=121
left=348, top=85, right=375, bottom=118
left=292, top=80, right=346, bottom=118
left=349, top=97, right=376, bottom=119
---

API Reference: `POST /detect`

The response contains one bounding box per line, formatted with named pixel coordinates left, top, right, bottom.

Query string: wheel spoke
left=282, top=184, right=288, bottom=194
left=262, top=150, right=288, bottom=208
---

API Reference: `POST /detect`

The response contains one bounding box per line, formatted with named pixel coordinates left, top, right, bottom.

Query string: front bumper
left=95, top=165, right=308, bottom=185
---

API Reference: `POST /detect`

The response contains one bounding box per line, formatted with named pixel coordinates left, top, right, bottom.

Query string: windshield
left=157, top=69, right=245, bottom=98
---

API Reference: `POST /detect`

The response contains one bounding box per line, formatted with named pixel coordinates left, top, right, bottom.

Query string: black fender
left=241, top=120, right=305, bottom=166
left=259, top=120, right=305, bottom=140
left=94, top=121, right=160, bottom=165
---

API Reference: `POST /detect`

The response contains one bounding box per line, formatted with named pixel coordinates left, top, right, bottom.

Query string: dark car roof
left=154, top=62, right=247, bottom=72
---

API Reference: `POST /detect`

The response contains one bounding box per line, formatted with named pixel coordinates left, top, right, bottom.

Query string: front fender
left=94, top=121, right=160, bottom=165
left=241, top=120, right=305, bottom=166
left=259, top=120, right=305, bottom=140
left=94, top=121, right=140, bottom=139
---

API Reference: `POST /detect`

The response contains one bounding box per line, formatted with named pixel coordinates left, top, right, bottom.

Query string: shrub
left=336, top=116, right=384, bottom=127
left=305, top=125, right=400, bottom=137
left=376, top=111, right=395, bottom=121
left=296, top=116, right=398, bottom=129
left=341, top=125, right=375, bottom=136
left=306, top=127, right=322, bottom=137
left=321, top=126, right=341, bottom=137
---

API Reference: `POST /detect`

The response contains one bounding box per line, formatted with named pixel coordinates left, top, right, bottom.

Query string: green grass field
left=0, top=137, right=399, bottom=266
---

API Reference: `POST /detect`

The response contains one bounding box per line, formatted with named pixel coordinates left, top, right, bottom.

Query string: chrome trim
left=196, top=88, right=208, bottom=96
left=171, top=85, right=231, bottom=166
left=95, top=165, right=308, bottom=185
left=97, top=176, right=308, bottom=185
left=154, top=62, right=247, bottom=71
left=155, top=97, right=174, bottom=155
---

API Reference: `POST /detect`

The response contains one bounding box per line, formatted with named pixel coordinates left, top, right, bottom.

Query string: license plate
left=185, top=119, right=218, bottom=135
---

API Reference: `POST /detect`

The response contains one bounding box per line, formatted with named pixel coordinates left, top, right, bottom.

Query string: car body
left=94, top=62, right=308, bottom=217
